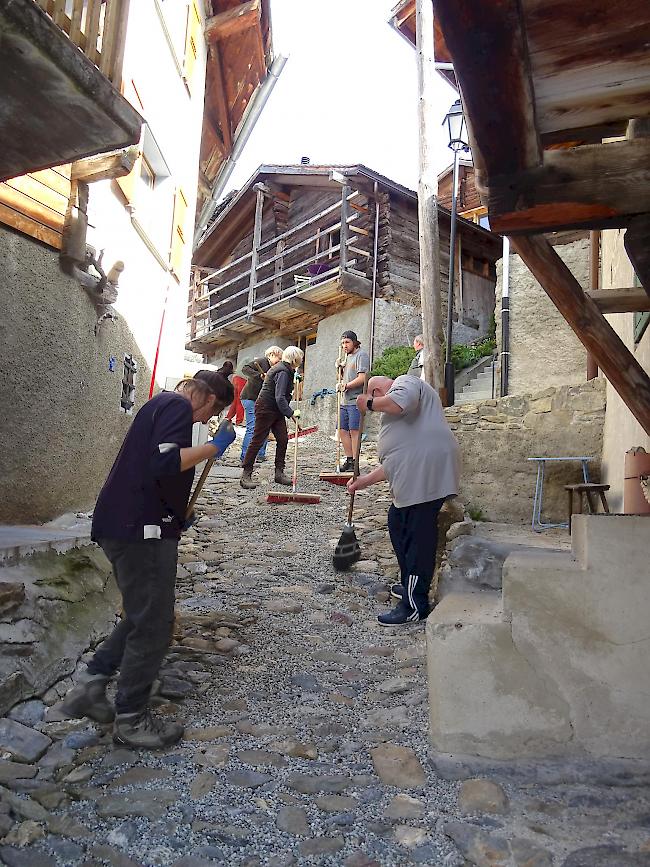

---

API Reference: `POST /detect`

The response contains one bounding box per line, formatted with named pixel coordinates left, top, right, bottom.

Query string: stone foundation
left=445, top=379, right=606, bottom=524
left=426, top=514, right=650, bottom=763
left=0, top=545, right=119, bottom=715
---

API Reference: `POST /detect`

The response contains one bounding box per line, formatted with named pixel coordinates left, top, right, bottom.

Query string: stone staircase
left=455, top=355, right=497, bottom=404
left=426, top=514, right=650, bottom=767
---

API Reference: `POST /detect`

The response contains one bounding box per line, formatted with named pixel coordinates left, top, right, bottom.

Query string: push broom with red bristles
left=267, top=418, right=321, bottom=505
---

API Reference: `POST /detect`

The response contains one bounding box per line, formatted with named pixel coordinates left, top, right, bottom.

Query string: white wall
left=86, top=0, right=207, bottom=391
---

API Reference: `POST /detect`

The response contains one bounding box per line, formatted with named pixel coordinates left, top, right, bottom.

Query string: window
left=139, top=157, right=155, bottom=195
left=170, top=187, right=188, bottom=280
left=183, top=1, right=202, bottom=95
left=115, top=124, right=174, bottom=263
left=157, top=0, right=191, bottom=65
left=121, top=354, right=138, bottom=414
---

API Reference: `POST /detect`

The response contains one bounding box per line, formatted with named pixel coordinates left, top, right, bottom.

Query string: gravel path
left=0, top=432, right=649, bottom=866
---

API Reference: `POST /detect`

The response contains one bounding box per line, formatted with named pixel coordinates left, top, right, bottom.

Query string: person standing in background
left=226, top=373, right=246, bottom=426
left=407, top=334, right=425, bottom=379
left=240, top=346, right=283, bottom=464
left=337, top=331, right=370, bottom=472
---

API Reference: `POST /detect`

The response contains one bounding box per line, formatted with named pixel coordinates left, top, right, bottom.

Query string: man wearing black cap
left=337, top=331, right=370, bottom=472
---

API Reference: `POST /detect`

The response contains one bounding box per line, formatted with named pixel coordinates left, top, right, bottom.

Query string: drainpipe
left=193, top=54, right=287, bottom=250
left=587, top=230, right=600, bottom=380
left=369, top=181, right=380, bottom=368
left=500, top=235, right=510, bottom=397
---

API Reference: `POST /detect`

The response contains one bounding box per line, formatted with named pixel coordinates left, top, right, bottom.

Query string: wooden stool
left=565, top=483, right=610, bottom=530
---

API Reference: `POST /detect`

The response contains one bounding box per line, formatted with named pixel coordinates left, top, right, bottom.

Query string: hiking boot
left=113, top=708, right=184, bottom=750
left=240, top=470, right=257, bottom=489
left=60, top=673, right=114, bottom=724
left=340, top=457, right=354, bottom=473
left=377, top=601, right=429, bottom=626
left=390, top=583, right=404, bottom=601
left=274, top=469, right=292, bottom=486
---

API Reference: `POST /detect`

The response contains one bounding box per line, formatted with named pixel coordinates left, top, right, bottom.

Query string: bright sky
left=227, top=0, right=459, bottom=195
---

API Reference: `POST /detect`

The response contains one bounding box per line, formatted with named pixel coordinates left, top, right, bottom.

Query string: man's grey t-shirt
left=378, top=375, right=460, bottom=508
left=342, top=348, right=370, bottom=405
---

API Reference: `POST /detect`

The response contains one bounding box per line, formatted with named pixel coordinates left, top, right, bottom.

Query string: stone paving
left=0, top=432, right=649, bottom=866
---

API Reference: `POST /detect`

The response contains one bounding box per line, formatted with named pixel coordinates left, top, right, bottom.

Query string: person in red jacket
left=226, top=374, right=246, bottom=425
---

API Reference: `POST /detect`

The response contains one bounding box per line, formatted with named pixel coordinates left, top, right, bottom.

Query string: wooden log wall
left=0, top=165, right=71, bottom=249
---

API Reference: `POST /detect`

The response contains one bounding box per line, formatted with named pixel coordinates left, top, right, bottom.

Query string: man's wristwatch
left=366, top=398, right=374, bottom=412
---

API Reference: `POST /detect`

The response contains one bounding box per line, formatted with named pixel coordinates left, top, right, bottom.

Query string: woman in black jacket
left=240, top=346, right=303, bottom=489
left=240, top=345, right=283, bottom=464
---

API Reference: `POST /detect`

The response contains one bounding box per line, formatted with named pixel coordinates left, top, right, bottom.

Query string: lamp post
left=442, top=98, right=469, bottom=406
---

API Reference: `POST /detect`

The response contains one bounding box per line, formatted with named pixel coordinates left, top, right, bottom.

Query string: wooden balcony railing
left=187, top=186, right=374, bottom=342
left=35, top=0, right=129, bottom=86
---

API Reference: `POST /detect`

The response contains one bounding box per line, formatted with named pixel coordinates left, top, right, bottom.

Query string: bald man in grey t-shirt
left=347, top=375, right=460, bottom=626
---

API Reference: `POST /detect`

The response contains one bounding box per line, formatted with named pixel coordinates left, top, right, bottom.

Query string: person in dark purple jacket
left=61, top=377, right=235, bottom=750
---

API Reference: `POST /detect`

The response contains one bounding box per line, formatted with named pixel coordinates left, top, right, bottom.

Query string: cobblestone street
left=0, top=433, right=649, bottom=867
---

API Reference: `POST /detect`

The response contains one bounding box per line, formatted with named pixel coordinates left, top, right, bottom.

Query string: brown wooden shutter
left=183, top=1, right=202, bottom=94
left=170, top=187, right=188, bottom=278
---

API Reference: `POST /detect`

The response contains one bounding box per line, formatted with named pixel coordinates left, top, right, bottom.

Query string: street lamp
left=442, top=98, right=469, bottom=406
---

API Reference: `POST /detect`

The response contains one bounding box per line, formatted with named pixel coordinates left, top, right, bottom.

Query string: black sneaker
left=377, top=602, right=428, bottom=626
left=390, top=583, right=404, bottom=601
left=340, top=457, right=354, bottom=473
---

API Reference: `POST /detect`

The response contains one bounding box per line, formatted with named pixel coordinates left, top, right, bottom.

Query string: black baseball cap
left=341, top=330, right=358, bottom=342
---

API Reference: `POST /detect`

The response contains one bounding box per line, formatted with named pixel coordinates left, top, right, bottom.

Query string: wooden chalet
left=187, top=164, right=502, bottom=359
left=391, top=0, right=650, bottom=437
left=197, top=0, right=272, bottom=220
left=0, top=0, right=272, bottom=254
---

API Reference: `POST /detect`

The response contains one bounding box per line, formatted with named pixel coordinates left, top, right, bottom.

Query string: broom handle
left=186, top=458, right=215, bottom=519
left=292, top=416, right=299, bottom=493
left=346, top=379, right=368, bottom=525
left=335, top=346, right=344, bottom=470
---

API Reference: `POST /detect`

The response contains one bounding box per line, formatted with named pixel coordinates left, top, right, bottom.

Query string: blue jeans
left=241, top=399, right=267, bottom=462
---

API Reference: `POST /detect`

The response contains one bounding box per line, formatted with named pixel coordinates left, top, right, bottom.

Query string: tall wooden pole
left=416, top=0, right=444, bottom=390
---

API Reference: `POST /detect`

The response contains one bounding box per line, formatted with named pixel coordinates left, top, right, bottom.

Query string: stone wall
left=496, top=238, right=588, bottom=395
left=0, top=227, right=152, bottom=523
left=444, top=379, right=607, bottom=524
left=0, top=545, right=119, bottom=715
left=302, top=298, right=420, bottom=399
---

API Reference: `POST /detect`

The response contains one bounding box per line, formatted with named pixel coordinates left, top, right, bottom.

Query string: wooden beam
left=434, top=0, right=542, bottom=180
left=488, top=138, right=650, bottom=234
left=586, top=289, right=650, bottom=314
left=416, top=0, right=444, bottom=390
left=340, top=271, right=373, bottom=300
left=205, top=0, right=260, bottom=42
left=287, top=297, right=325, bottom=316
left=245, top=313, right=276, bottom=328
left=512, top=234, right=650, bottom=436
left=215, top=327, right=241, bottom=341
left=624, top=214, right=650, bottom=295
left=208, top=44, right=233, bottom=153
left=71, top=147, right=139, bottom=183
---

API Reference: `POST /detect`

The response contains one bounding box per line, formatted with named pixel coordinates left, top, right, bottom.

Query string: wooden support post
left=416, top=0, right=444, bottom=390
left=512, top=234, right=650, bottom=437
left=587, top=229, right=600, bottom=380
left=339, top=184, right=350, bottom=273
left=248, top=185, right=265, bottom=314
left=624, top=215, right=650, bottom=296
